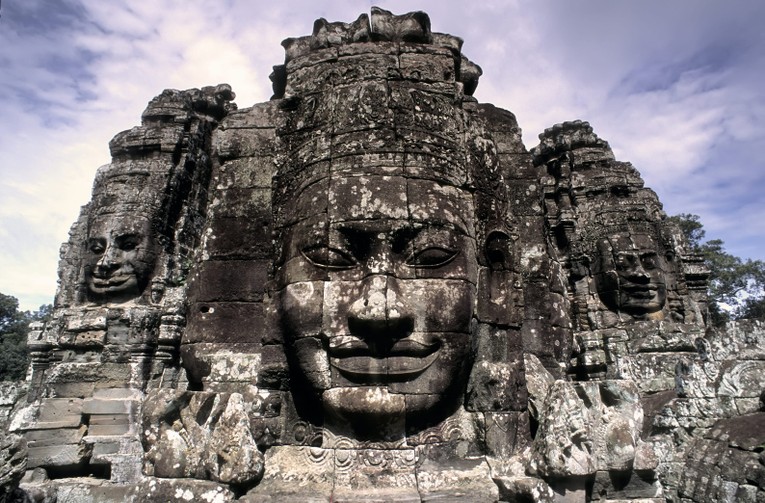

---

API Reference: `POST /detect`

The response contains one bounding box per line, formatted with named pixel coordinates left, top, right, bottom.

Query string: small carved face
left=276, top=170, right=478, bottom=435
left=595, top=232, right=667, bottom=316
left=84, top=214, right=156, bottom=301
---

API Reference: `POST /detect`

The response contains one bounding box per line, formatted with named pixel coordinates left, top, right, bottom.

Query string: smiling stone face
left=594, top=232, right=668, bottom=317
left=84, top=214, right=157, bottom=302
left=275, top=164, right=479, bottom=438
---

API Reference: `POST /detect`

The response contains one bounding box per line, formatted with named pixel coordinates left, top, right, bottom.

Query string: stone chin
left=321, top=386, right=444, bottom=440
left=321, top=387, right=406, bottom=441
left=323, top=386, right=406, bottom=422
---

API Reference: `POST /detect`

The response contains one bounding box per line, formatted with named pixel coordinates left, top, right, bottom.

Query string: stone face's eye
left=302, top=245, right=356, bottom=270
left=407, top=247, right=457, bottom=268
left=641, top=254, right=658, bottom=270
left=88, top=239, right=105, bottom=254
left=615, top=253, right=637, bottom=270
left=118, top=235, right=140, bottom=251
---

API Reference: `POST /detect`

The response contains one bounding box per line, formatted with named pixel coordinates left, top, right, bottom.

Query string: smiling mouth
left=328, top=338, right=440, bottom=382
left=90, top=275, right=133, bottom=288
left=622, top=284, right=660, bottom=299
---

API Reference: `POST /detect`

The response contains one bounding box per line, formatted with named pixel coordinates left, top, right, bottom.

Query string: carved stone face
left=594, top=232, right=667, bottom=316
left=277, top=168, right=478, bottom=437
left=84, top=214, right=156, bottom=301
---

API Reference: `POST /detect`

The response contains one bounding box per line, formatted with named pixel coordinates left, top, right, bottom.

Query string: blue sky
left=1, top=0, right=764, bottom=311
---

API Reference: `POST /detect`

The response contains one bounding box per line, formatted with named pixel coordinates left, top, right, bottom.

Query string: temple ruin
left=1, top=8, right=763, bottom=503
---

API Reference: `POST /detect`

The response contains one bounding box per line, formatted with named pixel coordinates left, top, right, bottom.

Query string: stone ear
left=478, top=231, right=516, bottom=326
left=484, top=231, right=512, bottom=271
left=570, top=253, right=591, bottom=280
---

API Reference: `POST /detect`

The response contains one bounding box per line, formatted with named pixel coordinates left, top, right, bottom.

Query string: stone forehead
left=584, top=217, right=663, bottom=247
left=605, top=231, right=660, bottom=250
left=88, top=212, right=154, bottom=231
left=279, top=173, right=475, bottom=234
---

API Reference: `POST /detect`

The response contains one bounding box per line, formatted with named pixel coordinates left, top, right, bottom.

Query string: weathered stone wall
left=2, top=7, right=763, bottom=503
left=0, top=382, right=27, bottom=503
left=0, top=382, right=25, bottom=429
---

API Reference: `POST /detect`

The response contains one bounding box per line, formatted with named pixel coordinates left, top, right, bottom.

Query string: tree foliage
left=669, top=213, right=765, bottom=324
left=0, top=293, right=52, bottom=381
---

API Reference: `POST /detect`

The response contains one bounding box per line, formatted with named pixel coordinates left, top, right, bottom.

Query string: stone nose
left=618, top=254, right=650, bottom=281
left=624, top=262, right=650, bottom=281
left=349, top=275, right=388, bottom=321
left=96, top=244, right=121, bottom=271
left=347, top=275, right=413, bottom=352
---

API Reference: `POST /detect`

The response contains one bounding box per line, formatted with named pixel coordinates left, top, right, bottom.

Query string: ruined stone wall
left=2, top=7, right=763, bottom=503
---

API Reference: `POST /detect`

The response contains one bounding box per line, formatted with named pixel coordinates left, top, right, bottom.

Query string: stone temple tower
left=3, top=7, right=763, bottom=503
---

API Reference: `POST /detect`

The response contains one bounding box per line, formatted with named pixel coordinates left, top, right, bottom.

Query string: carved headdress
left=271, top=8, right=507, bottom=249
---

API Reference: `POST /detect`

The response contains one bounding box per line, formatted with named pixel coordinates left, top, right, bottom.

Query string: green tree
left=669, top=213, right=765, bottom=324
left=0, top=293, right=53, bottom=381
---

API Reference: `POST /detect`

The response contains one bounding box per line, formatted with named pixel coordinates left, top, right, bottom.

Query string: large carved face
left=84, top=214, right=156, bottom=302
left=276, top=167, right=478, bottom=437
left=594, top=232, right=667, bottom=316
